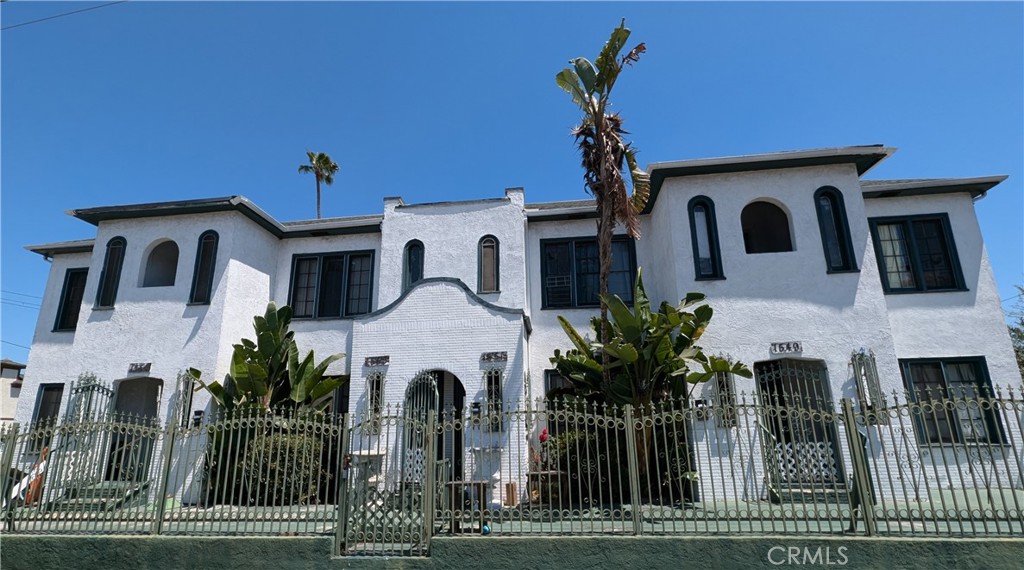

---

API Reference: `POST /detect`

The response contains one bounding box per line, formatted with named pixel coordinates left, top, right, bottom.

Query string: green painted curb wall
left=2, top=535, right=1022, bottom=569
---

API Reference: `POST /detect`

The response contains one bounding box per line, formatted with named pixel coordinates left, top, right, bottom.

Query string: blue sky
left=2, top=1, right=1022, bottom=363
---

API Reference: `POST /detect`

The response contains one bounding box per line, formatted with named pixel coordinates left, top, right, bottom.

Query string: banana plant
left=550, top=268, right=751, bottom=408
left=190, top=302, right=348, bottom=412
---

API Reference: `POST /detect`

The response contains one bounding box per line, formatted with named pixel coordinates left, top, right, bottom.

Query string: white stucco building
left=13, top=145, right=1021, bottom=503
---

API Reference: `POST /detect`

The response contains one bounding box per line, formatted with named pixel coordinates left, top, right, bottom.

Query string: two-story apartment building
left=13, top=144, right=1021, bottom=502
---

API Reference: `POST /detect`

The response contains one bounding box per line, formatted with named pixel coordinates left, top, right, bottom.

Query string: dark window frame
left=95, top=236, right=126, bottom=309
left=403, top=240, right=424, bottom=292
left=287, top=250, right=375, bottom=319
left=900, top=357, right=1005, bottom=447
left=868, top=213, right=966, bottom=294
left=188, top=230, right=219, bottom=305
left=713, top=371, right=737, bottom=428
left=813, top=186, right=858, bottom=273
left=29, top=383, right=65, bottom=452
left=544, top=370, right=572, bottom=437
left=540, top=235, right=637, bottom=310
left=478, top=235, right=500, bottom=293
left=687, top=195, right=725, bottom=280
left=483, top=368, right=504, bottom=431
left=53, top=268, right=89, bottom=332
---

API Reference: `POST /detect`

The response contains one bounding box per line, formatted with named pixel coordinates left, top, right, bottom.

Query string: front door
left=756, top=359, right=843, bottom=487
left=106, top=377, right=161, bottom=482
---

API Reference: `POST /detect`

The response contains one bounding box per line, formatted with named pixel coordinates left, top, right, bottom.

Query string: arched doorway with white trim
left=403, top=369, right=466, bottom=482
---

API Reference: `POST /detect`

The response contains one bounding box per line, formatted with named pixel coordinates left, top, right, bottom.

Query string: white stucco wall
left=14, top=211, right=279, bottom=426
left=646, top=165, right=903, bottom=403
left=864, top=192, right=1023, bottom=389
left=377, top=189, right=527, bottom=311
left=16, top=250, right=95, bottom=426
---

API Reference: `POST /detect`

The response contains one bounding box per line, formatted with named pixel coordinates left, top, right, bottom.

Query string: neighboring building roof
left=860, top=176, right=1008, bottom=200
left=524, top=199, right=596, bottom=221
left=0, top=359, right=26, bottom=370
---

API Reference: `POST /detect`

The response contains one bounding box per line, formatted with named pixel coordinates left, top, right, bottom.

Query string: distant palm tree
left=298, top=151, right=340, bottom=219
left=556, top=20, right=649, bottom=387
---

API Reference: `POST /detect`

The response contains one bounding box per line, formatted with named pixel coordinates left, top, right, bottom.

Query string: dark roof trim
left=396, top=197, right=510, bottom=210
left=67, top=196, right=382, bottom=238
left=643, top=145, right=895, bottom=215
left=861, top=176, right=1007, bottom=200
left=25, top=239, right=96, bottom=259
left=356, top=277, right=528, bottom=328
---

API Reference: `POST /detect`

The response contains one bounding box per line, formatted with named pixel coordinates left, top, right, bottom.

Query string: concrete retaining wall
left=3, top=535, right=1021, bottom=570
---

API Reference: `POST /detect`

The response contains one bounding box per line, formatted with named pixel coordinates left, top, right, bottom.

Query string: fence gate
left=755, top=359, right=847, bottom=501
left=339, top=371, right=438, bottom=556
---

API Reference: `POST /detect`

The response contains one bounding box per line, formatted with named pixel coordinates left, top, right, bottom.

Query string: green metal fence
left=1, top=388, right=1021, bottom=555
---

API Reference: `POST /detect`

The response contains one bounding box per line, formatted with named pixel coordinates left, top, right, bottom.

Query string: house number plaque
left=770, top=342, right=802, bottom=355
left=128, top=362, right=152, bottom=374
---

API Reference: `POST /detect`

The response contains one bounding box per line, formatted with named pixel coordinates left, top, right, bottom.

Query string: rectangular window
left=900, top=358, right=1003, bottom=446
left=869, top=215, right=964, bottom=293
left=288, top=251, right=374, bottom=318
left=484, top=369, right=504, bottom=431
left=714, top=371, right=737, bottom=428
left=327, top=377, right=351, bottom=417
left=29, top=384, right=65, bottom=452
left=365, top=372, right=385, bottom=434
left=541, top=237, right=636, bottom=309
left=544, top=370, right=572, bottom=437
left=851, top=350, right=887, bottom=424
left=54, top=268, right=88, bottom=331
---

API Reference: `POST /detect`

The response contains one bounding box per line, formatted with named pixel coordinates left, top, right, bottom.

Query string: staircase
left=51, top=480, right=151, bottom=512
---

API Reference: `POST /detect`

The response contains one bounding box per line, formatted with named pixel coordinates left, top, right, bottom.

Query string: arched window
left=189, top=231, right=219, bottom=304
left=814, top=187, right=857, bottom=272
left=403, top=240, right=424, bottom=292
left=478, top=235, right=499, bottom=292
left=741, top=201, right=793, bottom=254
left=687, top=196, right=724, bottom=279
left=96, top=236, right=126, bottom=308
left=142, top=241, right=179, bottom=287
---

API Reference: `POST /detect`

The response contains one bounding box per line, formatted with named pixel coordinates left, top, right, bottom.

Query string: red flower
left=539, top=428, right=549, bottom=443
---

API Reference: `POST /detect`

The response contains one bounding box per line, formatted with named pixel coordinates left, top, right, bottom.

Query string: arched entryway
left=404, top=370, right=466, bottom=481
left=106, top=377, right=162, bottom=482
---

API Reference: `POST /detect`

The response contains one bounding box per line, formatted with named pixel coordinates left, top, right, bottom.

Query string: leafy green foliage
left=1008, top=285, right=1024, bottom=377
left=555, top=19, right=650, bottom=240
left=549, top=269, right=751, bottom=407
left=190, top=302, right=347, bottom=412
left=242, top=430, right=325, bottom=506
left=557, top=20, right=651, bottom=388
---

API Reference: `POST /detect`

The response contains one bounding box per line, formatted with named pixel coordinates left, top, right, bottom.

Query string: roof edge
left=862, top=175, right=1008, bottom=200
left=25, top=239, right=96, bottom=259
left=643, top=145, right=896, bottom=214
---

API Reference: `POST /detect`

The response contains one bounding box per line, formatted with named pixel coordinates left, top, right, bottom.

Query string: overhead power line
left=1, top=289, right=42, bottom=300
left=1, top=299, right=41, bottom=310
left=1, top=1, right=127, bottom=31
left=1, top=339, right=30, bottom=350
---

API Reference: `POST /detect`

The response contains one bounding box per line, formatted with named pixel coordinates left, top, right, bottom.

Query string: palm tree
left=297, top=151, right=340, bottom=219
left=556, top=20, right=650, bottom=387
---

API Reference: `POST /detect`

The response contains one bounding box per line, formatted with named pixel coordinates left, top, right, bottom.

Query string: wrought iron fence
left=1, top=389, right=1021, bottom=555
